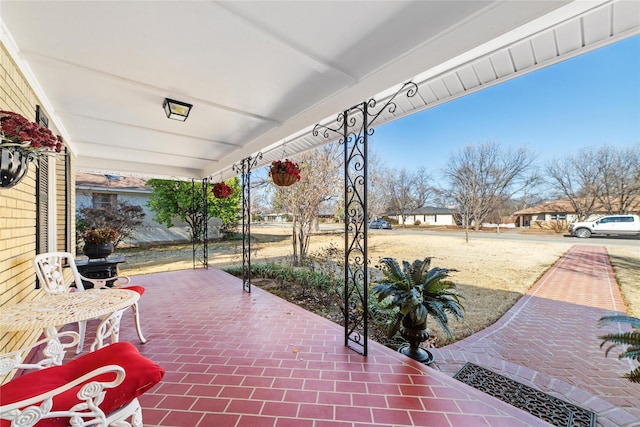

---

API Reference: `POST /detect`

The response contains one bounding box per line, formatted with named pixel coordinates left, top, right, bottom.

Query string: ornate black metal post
left=313, top=82, right=418, bottom=356
left=233, top=153, right=262, bottom=292
left=192, top=178, right=209, bottom=269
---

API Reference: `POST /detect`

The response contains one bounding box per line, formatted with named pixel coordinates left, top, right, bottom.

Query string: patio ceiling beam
left=56, top=111, right=241, bottom=148
left=19, top=50, right=283, bottom=126
left=212, top=1, right=358, bottom=84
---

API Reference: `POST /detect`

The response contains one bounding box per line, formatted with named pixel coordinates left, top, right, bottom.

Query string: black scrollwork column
left=192, top=178, right=209, bottom=269
left=233, top=153, right=262, bottom=292
left=313, top=82, right=418, bottom=356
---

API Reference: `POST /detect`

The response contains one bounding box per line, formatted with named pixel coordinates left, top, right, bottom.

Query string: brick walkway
left=431, top=245, right=640, bottom=427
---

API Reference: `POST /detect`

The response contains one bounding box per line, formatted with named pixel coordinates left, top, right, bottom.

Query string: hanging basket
left=212, top=182, right=234, bottom=199
left=0, top=146, right=32, bottom=189
left=271, top=172, right=298, bottom=187
left=269, top=159, right=300, bottom=187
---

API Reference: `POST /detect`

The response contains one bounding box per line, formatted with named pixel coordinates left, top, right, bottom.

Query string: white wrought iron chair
left=0, top=340, right=164, bottom=427
left=33, top=252, right=147, bottom=353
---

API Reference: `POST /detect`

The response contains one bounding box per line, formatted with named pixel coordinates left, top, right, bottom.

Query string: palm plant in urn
left=371, top=257, right=464, bottom=364
left=81, top=227, right=118, bottom=259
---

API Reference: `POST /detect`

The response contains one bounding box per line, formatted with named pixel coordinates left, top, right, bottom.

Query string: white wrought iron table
left=0, top=288, right=139, bottom=353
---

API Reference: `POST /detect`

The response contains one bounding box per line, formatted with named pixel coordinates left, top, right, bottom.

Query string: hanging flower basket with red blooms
left=1, top=110, right=64, bottom=188
left=269, top=159, right=301, bottom=187
left=212, top=181, right=234, bottom=199
left=1, top=110, right=64, bottom=154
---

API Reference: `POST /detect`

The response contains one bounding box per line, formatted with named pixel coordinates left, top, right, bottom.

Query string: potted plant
left=371, top=257, right=464, bottom=364
left=81, top=227, right=119, bottom=259
left=599, top=315, right=640, bottom=383
left=212, top=181, right=234, bottom=199
left=269, top=159, right=301, bottom=187
left=0, top=110, right=64, bottom=188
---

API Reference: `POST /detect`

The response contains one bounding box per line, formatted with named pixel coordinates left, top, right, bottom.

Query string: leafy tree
left=147, top=178, right=241, bottom=243
left=77, top=201, right=145, bottom=248
left=443, top=141, right=538, bottom=241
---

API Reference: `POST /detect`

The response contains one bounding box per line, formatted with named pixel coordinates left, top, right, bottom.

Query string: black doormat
left=453, top=363, right=596, bottom=427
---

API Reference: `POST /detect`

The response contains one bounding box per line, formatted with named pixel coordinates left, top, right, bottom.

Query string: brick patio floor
left=70, top=244, right=638, bottom=426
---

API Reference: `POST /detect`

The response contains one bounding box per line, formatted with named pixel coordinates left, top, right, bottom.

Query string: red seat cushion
left=0, top=342, right=164, bottom=427
left=123, top=285, right=145, bottom=296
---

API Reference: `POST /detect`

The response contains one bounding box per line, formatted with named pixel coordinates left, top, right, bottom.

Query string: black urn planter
left=398, top=316, right=434, bottom=364
left=82, top=242, right=114, bottom=259
left=0, top=147, right=32, bottom=189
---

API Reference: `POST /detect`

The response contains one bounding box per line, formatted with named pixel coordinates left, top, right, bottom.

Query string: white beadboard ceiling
left=1, top=1, right=638, bottom=180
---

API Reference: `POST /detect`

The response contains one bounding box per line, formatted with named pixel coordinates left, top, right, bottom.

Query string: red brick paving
left=432, top=245, right=640, bottom=426
left=105, top=266, right=552, bottom=426
left=61, top=244, right=638, bottom=426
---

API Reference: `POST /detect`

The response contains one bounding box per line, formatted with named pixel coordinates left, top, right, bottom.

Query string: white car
left=569, top=214, right=640, bottom=238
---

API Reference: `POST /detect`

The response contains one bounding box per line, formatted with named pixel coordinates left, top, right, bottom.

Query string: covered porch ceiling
left=1, top=1, right=638, bottom=181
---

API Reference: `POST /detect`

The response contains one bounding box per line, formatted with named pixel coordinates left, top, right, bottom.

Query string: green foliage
left=77, top=201, right=145, bottom=248
left=371, top=257, right=464, bottom=339
left=224, top=263, right=337, bottom=293
left=147, top=178, right=241, bottom=243
left=599, top=315, right=640, bottom=383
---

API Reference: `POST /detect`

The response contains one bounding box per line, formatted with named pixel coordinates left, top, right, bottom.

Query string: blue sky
left=370, top=34, right=640, bottom=179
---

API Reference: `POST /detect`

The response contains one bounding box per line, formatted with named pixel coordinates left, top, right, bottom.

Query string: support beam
left=233, top=154, right=262, bottom=293
left=313, top=82, right=418, bottom=356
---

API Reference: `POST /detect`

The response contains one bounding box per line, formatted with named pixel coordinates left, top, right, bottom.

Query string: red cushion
left=0, top=342, right=164, bottom=427
left=123, top=285, right=145, bottom=296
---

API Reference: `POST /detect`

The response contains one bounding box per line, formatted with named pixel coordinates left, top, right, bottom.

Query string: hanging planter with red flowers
left=212, top=181, right=234, bottom=199
left=269, top=159, right=301, bottom=187
left=1, top=110, right=64, bottom=189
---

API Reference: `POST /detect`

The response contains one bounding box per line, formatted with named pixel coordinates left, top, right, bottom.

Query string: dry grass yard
left=119, top=225, right=639, bottom=346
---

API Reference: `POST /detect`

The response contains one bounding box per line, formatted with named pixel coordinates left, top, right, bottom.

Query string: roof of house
left=76, top=173, right=151, bottom=193
left=513, top=200, right=576, bottom=215
left=514, top=197, right=640, bottom=215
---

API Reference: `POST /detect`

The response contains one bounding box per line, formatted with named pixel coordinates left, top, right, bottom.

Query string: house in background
left=76, top=173, right=221, bottom=245
left=388, top=206, right=458, bottom=227
left=513, top=200, right=578, bottom=228
left=513, top=198, right=640, bottom=229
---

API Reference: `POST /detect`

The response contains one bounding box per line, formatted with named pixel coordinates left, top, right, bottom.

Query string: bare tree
left=367, top=151, right=391, bottom=221
left=595, top=145, right=640, bottom=214
left=546, top=145, right=640, bottom=219
left=274, top=143, right=342, bottom=265
left=443, top=141, right=538, bottom=240
left=386, top=167, right=434, bottom=226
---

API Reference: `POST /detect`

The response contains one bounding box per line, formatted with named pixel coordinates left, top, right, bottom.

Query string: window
left=551, top=214, right=567, bottom=220
left=92, top=193, right=117, bottom=208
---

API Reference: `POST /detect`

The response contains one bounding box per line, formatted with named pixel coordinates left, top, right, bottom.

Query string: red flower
left=269, top=159, right=301, bottom=181
left=212, top=181, right=234, bottom=199
left=0, top=110, right=64, bottom=153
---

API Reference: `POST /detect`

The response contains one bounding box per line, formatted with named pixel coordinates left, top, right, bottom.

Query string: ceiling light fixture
left=163, top=98, right=192, bottom=121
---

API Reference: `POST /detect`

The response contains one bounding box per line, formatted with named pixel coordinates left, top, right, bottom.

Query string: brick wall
left=0, top=42, right=75, bottom=382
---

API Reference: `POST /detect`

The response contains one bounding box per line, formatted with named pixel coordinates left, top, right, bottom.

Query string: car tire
left=575, top=228, right=592, bottom=238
